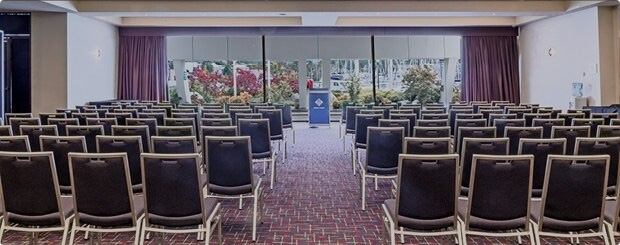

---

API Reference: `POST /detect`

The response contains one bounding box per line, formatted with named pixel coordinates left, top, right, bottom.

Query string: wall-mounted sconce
left=547, top=48, right=555, bottom=57
left=94, top=48, right=102, bottom=59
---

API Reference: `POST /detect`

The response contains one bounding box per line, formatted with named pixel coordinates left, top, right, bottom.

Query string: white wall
left=66, top=13, right=118, bottom=107
left=520, top=7, right=604, bottom=109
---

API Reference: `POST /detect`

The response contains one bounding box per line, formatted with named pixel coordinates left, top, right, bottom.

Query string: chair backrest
left=449, top=109, right=474, bottom=134
left=575, top=137, right=620, bottom=192
left=156, top=125, right=194, bottom=137
left=389, top=113, right=416, bottom=134
left=454, top=119, right=487, bottom=137
left=538, top=155, right=609, bottom=232
left=229, top=109, right=253, bottom=126
left=524, top=113, right=552, bottom=126
left=399, top=105, right=421, bottom=119
left=141, top=153, right=207, bottom=227
left=421, top=113, right=448, bottom=120
left=39, top=113, right=66, bottom=125
left=56, top=109, right=79, bottom=118
left=86, top=118, right=117, bottom=135
left=558, top=113, right=585, bottom=126
left=254, top=106, right=275, bottom=113
left=537, top=108, right=561, bottom=118
left=151, top=136, right=197, bottom=154
left=417, top=119, right=448, bottom=127
left=460, top=138, right=509, bottom=188
left=533, top=118, right=565, bottom=138
left=488, top=113, right=517, bottom=126
left=201, top=126, right=237, bottom=138
left=365, top=127, right=403, bottom=173
left=126, top=118, right=157, bottom=139
left=492, top=118, right=525, bottom=137
left=506, top=108, right=533, bottom=118
left=9, top=118, right=40, bottom=136
left=111, top=125, right=151, bottom=153
left=379, top=119, right=410, bottom=137
left=422, top=109, right=445, bottom=115
left=354, top=114, right=382, bottom=147
left=412, top=126, right=450, bottom=138
left=0, top=126, right=11, bottom=136
left=456, top=127, right=496, bottom=155
left=202, top=113, right=230, bottom=119
left=5, top=113, right=33, bottom=124
left=205, top=136, right=254, bottom=195
left=518, top=138, right=566, bottom=195
left=72, top=112, right=99, bottom=125
left=40, top=136, right=87, bottom=189
left=84, top=108, right=108, bottom=118
left=0, top=151, right=67, bottom=227
left=592, top=113, right=619, bottom=125
left=68, top=152, right=138, bottom=227
left=202, top=108, right=225, bottom=114
left=597, top=125, right=620, bottom=138
left=171, top=112, right=199, bottom=132
left=480, top=109, right=503, bottom=122
left=0, top=136, right=31, bottom=152
left=138, top=112, right=166, bottom=126
left=393, top=154, right=459, bottom=230
left=96, top=136, right=143, bottom=187
left=567, top=109, right=592, bottom=118
left=551, top=125, right=590, bottom=154
left=372, top=106, right=392, bottom=119
left=404, top=137, right=451, bottom=154
left=201, top=118, right=232, bottom=127
left=105, top=112, right=133, bottom=125
left=464, top=154, right=533, bottom=231
left=66, top=125, right=104, bottom=153
left=20, top=125, right=59, bottom=152
left=505, top=126, right=543, bottom=154
left=238, top=119, right=271, bottom=156
left=47, top=118, right=79, bottom=136
left=572, top=118, right=605, bottom=137
left=389, top=109, right=414, bottom=116
left=274, top=104, right=293, bottom=127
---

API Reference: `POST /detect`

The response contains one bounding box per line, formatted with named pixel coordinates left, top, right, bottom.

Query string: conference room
left=0, top=0, right=619, bottom=244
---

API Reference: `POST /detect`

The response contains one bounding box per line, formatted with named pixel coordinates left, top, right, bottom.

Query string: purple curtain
left=462, top=36, right=520, bottom=103
left=117, top=36, right=168, bottom=101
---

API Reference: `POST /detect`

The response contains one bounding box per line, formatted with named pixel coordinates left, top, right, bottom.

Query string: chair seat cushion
left=384, top=199, right=455, bottom=231
left=79, top=194, right=144, bottom=227
left=208, top=174, right=260, bottom=196
left=457, top=199, right=526, bottom=231
left=530, top=200, right=600, bottom=232
left=8, top=196, right=74, bottom=226
left=367, top=165, right=398, bottom=175
left=148, top=198, right=219, bottom=227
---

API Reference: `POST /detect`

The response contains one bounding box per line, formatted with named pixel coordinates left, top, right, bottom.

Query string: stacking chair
left=84, top=108, right=109, bottom=118
left=573, top=118, right=605, bottom=137
left=490, top=118, right=524, bottom=138
left=229, top=109, right=252, bottom=126
left=568, top=108, right=592, bottom=118
left=201, top=126, right=237, bottom=138
left=40, top=136, right=87, bottom=194
left=492, top=101, right=511, bottom=106
left=202, top=108, right=225, bottom=114
left=72, top=112, right=99, bottom=126
left=201, top=118, right=232, bottom=127
left=112, top=125, right=151, bottom=153
left=454, top=119, right=486, bottom=137
left=460, top=138, right=509, bottom=196
left=506, top=108, right=532, bottom=118
left=360, top=109, right=384, bottom=116
left=254, top=105, right=275, bottom=113
left=127, top=118, right=157, bottom=140
left=551, top=125, right=590, bottom=154
left=96, top=136, right=144, bottom=192
left=0, top=135, right=31, bottom=152
left=518, top=138, right=566, bottom=198
left=530, top=155, right=611, bottom=244
left=505, top=126, right=543, bottom=154
left=455, top=113, right=483, bottom=120
left=86, top=118, right=117, bottom=135
left=142, top=109, right=167, bottom=115
left=389, top=114, right=416, bottom=137
left=157, top=125, right=194, bottom=137
left=421, top=109, right=444, bottom=115
left=538, top=108, right=561, bottom=118
left=66, top=125, right=104, bottom=153
left=140, top=153, right=222, bottom=244
left=524, top=113, right=551, bottom=126
left=39, top=112, right=66, bottom=125
left=20, top=125, right=58, bottom=152
left=178, top=105, right=200, bottom=112
left=127, top=105, right=148, bottom=113
left=379, top=119, right=410, bottom=137
left=359, top=127, right=404, bottom=210
left=151, top=136, right=197, bottom=154
left=236, top=113, right=262, bottom=125
left=5, top=112, right=33, bottom=124
left=480, top=109, right=503, bottom=123
left=403, top=137, right=451, bottom=154
left=412, top=126, right=450, bottom=138
left=48, top=118, right=79, bottom=136
left=165, top=118, right=197, bottom=140
left=343, top=106, right=365, bottom=148
left=456, top=127, right=496, bottom=155
left=249, top=103, right=268, bottom=111
left=372, top=106, right=392, bottom=119
left=389, top=109, right=414, bottom=116
left=203, top=113, right=230, bottom=119
left=558, top=112, right=586, bottom=126
left=533, top=118, right=564, bottom=138
left=106, top=112, right=133, bottom=126
left=576, top=137, right=620, bottom=196
left=458, top=155, right=535, bottom=245
left=275, top=104, right=295, bottom=145
left=0, top=126, right=11, bottom=136
left=352, top=114, right=382, bottom=176
left=488, top=113, right=517, bottom=125
left=114, top=109, right=139, bottom=118
left=399, top=105, right=421, bottom=119
left=598, top=125, right=620, bottom=137
left=417, top=119, right=448, bottom=127
left=172, top=112, right=200, bottom=134
left=449, top=109, right=473, bottom=135
left=503, top=106, right=527, bottom=114
left=138, top=112, right=166, bottom=126
left=238, top=119, right=277, bottom=189
left=475, top=105, right=496, bottom=113
left=152, top=105, right=173, bottom=117
left=67, top=153, right=143, bottom=245
left=0, top=151, right=73, bottom=244
left=204, top=136, right=261, bottom=241
left=382, top=154, right=461, bottom=244
left=260, top=109, right=287, bottom=159
left=56, top=109, right=80, bottom=118
left=592, top=113, right=619, bottom=125
left=421, top=113, right=448, bottom=120
left=9, top=117, right=40, bottom=136
left=101, top=105, right=122, bottom=111
left=76, top=105, right=96, bottom=112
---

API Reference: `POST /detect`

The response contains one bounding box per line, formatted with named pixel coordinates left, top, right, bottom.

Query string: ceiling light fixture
left=279, top=13, right=287, bottom=16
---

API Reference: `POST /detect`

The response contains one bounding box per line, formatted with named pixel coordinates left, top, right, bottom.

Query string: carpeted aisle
left=3, top=124, right=605, bottom=244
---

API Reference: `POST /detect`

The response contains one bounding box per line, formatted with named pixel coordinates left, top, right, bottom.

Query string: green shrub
left=402, top=65, right=443, bottom=105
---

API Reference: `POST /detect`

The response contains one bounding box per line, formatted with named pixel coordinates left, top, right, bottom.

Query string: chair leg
left=361, top=174, right=366, bottom=211
left=375, top=175, right=378, bottom=191
left=61, top=219, right=71, bottom=245
left=197, top=225, right=204, bottom=241
left=204, top=223, right=210, bottom=245
left=270, top=158, right=276, bottom=190
left=217, top=214, right=223, bottom=245
left=252, top=193, right=258, bottom=241
left=139, top=220, right=147, bottom=245
left=0, top=219, right=5, bottom=242
left=459, top=220, right=468, bottom=245
left=134, top=217, right=141, bottom=245
left=399, top=227, right=404, bottom=243
left=352, top=148, right=357, bottom=176
left=68, top=219, right=77, bottom=245
left=531, top=222, right=541, bottom=245
left=84, top=225, right=89, bottom=240
left=528, top=229, right=536, bottom=245
left=516, top=231, right=522, bottom=244
left=239, top=196, right=243, bottom=210
left=389, top=224, right=396, bottom=245
left=606, top=223, right=616, bottom=245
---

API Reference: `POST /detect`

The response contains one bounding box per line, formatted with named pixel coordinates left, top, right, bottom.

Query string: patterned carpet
left=1, top=124, right=610, bottom=244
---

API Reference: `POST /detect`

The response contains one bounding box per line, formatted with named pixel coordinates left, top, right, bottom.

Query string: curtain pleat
left=117, top=36, right=168, bottom=101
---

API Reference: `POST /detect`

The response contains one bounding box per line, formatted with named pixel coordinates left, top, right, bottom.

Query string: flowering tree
left=235, top=68, right=263, bottom=96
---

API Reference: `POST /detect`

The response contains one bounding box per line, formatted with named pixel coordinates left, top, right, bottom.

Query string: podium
left=308, top=88, right=330, bottom=126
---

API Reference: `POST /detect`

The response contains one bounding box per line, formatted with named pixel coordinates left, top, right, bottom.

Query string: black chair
left=352, top=114, right=382, bottom=176
left=412, top=126, right=450, bottom=138
left=422, top=109, right=445, bottom=115
left=260, top=109, right=287, bottom=157
left=518, top=138, right=566, bottom=198
left=551, top=125, right=590, bottom=154
left=172, top=112, right=199, bottom=135
left=112, top=125, right=151, bottom=153
left=101, top=105, right=122, bottom=111
left=454, top=119, right=486, bottom=137
left=72, top=112, right=99, bottom=126
left=456, top=127, right=496, bottom=155
left=505, top=126, right=543, bottom=155
left=236, top=113, right=262, bottom=126
left=229, top=109, right=252, bottom=126
left=404, top=137, right=451, bottom=154
left=480, top=109, right=503, bottom=123
left=86, top=118, right=117, bottom=135
left=460, top=138, right=509, bottom=196
left=157, top=125, right=194, bottom=137
left=178, top=105, right=200, bottom=112
left=506, top=108, right=533, bottom=118
left=558, top=113, right=585, bottom=126
left=524, top=113, right=551, bottom=126
left=389, top=114, right=416, bottom=137
left=421, top=113, right=448, bottom=120
left=202, top=109, right=225, bottom=114
left=568, top=109, right=592, bottom=118
left=67, top=152, right=143, bottom=244
left=201, top=126, right=237, bottom=146
left=389, top=109, right=414, bottom=116
left=238, top=119, right=277, bottom=189
left=76, top=105, right=97, bottom=112
left=106, top=112, right=133, bottom=126
left=140, top=153, right=222, bottom=244
left=204, top=136, right=261, bottom=241
left=202, top=113, right=230, bottom=119
left=56, top=109, right=80, bottom=118
left=96, top=136, right=144, bottom=193
left=379, top=119, right=410, bottom=137
left=343, top=106, right=365, bottom=150
left=399, top=105, right=421, bottom=119
left=359, top=127, right=403, bottom=210
left=492, top=118, right=525, bottom=137
left=0, top=151, right=73, bottom=244
left=151, top=136, right=197, bottom=154
left=9, top=117, right=40, bottom=136
left=360, top=109, right=384, bottom=116
left=383, top=155, right=460, bottom=245
left=66, top=125, right=104, bottom=153
left=40, top=135, right=87, bottom=194
left=39, top=112, right=66, bottom=125
left=138, top=112, right=166, bottom=126
left=575, top=137, right=620, bottom=196
left=597, top=125, right=620, bottom=137
left=275, top=104, right=295, bottom=145
left=417, top=119, right=448, bottom=127
left=449, top=109, right=473, bottom=135
left=533, top=118, right=565, bottom=138
left=114, top=109, right=139, bottom=118
left=530, top=155, right=611, bottom=244
left=488, top=113, right=517, bottom=126
left=48, top=118, right=79, bottom=136
left=0, top=135, right=31, bottom=152
left=372, top=106, right=392, bottom=119
left=20, top=125, right=59, bottom=152
left=0, top=126, right=11, bottom=136
left=253, top=105, right=275, bottom=113
left=459, top=155, right=535, bottom=244
left=537, top=108, right=561, bottom=118
left=152, top=105, right=173, bottom=117
left=201, top=118, right=232, bottom=127
left=5, top=113, right=33, bottom=124
left=592, top=113, right=619, bottom=125
left=126, top=118, right=157, bottom=140
left=572, top=118, right=605, bottom=137
left=84, top=108, right=109, bottom=118
left=127, top=105, right=148, bottom=113
left=455, top=113, right=483, bottom=120
left=165, top=118, right=197, bottom=141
